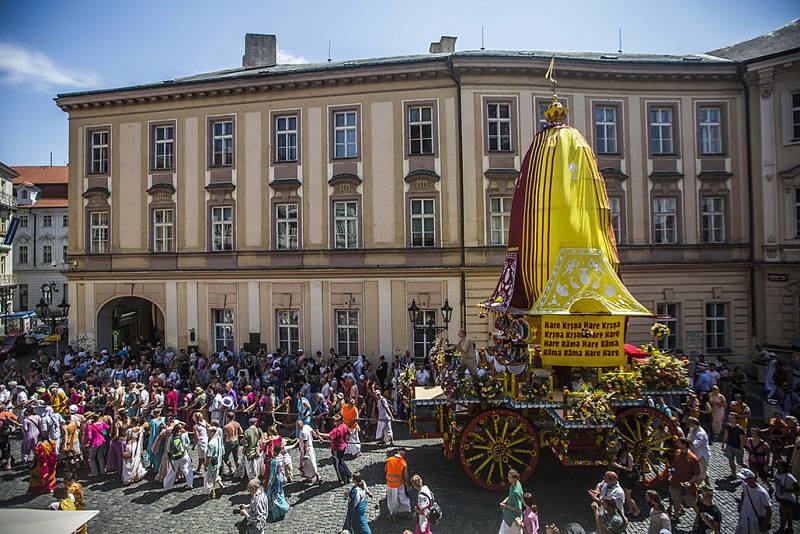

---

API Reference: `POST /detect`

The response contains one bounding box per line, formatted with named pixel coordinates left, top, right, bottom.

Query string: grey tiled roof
left=55, top=49, right=731, bottom=99
left=708, top=18, right=800, bottom=62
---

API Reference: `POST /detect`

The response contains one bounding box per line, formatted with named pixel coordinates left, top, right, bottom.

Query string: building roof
left=18, top=198, right=68, bottom=209
left=708, top=19, right=800, bottom=63
left=11, top=166, right=68, bottom=185
left=56, top=49, right=733, bottom=101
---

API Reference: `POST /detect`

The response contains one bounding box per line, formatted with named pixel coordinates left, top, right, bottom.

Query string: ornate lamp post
left=36, top=282, right=69, bottom=355
left=406, top=298, right=453, bottom=337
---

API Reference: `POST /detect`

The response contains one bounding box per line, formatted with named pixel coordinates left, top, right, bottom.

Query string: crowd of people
left=1, top=338, right=800, bottom=533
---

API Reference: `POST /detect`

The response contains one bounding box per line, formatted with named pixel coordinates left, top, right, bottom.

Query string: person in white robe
left=203, top=424, right=224, bottom=498
left=121, top=427, right=147, bottom=485
left=296, top=420, right=319, bottom=484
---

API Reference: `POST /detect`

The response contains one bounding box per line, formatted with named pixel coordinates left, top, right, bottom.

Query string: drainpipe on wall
left=740, top=63, right=757, bottom=342
left=447, top=56, right=467, bottom=331
left=32, top=212, right=37, bottom=268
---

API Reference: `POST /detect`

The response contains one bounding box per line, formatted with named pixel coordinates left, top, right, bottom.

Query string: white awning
left=0, top=509, right=98, bottom=534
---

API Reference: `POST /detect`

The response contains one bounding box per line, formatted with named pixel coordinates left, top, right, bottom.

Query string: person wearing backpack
left=163, top=420, right=194, bottom=490
left=412, top=474, right=441, bottom=534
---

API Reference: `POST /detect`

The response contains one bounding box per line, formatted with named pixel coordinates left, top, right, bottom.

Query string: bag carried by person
left=745, top=485, right=771, bottom=532
left=169, top=434, right=186, bottom=460
left=420, top=488, right=443, bottom=525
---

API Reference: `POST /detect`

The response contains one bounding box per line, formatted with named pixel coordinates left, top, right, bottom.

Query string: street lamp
left=407, top=299, right=420, bottom=327
left=406, top=298, right=453, bottom=337
left=36, top=282, right=69, bottom=355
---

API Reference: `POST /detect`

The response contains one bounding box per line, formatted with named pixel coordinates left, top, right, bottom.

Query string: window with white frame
left=42, top=244, right=52, bottom=264
left=656, top=302, right=679, bottom=351
left=487, top=103, right=512, bottom=151
left=153, top=208, right=174, bottom=252
left=275, top=203, right=299, bottom=250
left=489, top=196, right=512, bottom=245
left=413, top=309, right=437, bottom=359
left=90, top=211, right=109, bottom=253
left=333, top=201, right=358, bottom=249
left=275, top=115, right=298, bottom=162
left=62, top=214, right=68, bottom=227
left=652, top=197, right=677, bottom=244
left=649, top=107, right=674, bottom=154
left=537, top=101, right=550, bottom=131
left=153, top=124, right=175, bottom=170
left=333, top=111, right=357, bottom=159
left=19, top=215, right=27, bottom=228
left=608, top=196, right=621, bottom=244
left=211, top=120, right=233, bottom=166
left=335, top=310, right=359, bottom=357
left=410, top=198, right=435, bottom=247
left=89, top=130, right=109, bottom=174
left=62, top=244, right=67, bottom=263
left=698, top=107, right=722, bottom=155
left=18, top=244, right=28, bottom=264
left=595, top=106, right=618, bottom=154
left=792, top=92, right=800, bottom=141
left=41, top=215, right=52, bottom=227
left=408, top=105, right=434, bottom=155
left=701, top=196, right=725, bottom=243
left=705, top=302, right=728, bottom=350
left=20, top=190, right=28, bottom=200
left=213, top=309, right=234, bottom=353
left=277, top=310, right=300, bottom=354
left=211, top=206, right=233, bottom=251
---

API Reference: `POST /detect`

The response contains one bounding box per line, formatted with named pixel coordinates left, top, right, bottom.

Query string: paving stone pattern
left=1, top=425, right=798, bottom=534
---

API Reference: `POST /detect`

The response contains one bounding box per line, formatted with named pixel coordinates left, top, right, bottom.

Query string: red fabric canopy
left=624, top=343, right=648, bottom=358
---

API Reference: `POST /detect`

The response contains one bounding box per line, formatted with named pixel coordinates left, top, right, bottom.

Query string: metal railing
left=0, top=274, right=16, bottom=286
left=0, top=192, right=17, bottom=209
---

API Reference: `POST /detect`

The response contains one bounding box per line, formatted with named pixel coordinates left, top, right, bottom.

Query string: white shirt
left=689, top=426, right=710, bottom=462
left=415, top=369, right=430, bottom=386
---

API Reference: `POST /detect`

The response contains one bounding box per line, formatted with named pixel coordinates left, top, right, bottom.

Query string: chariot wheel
left=458, top=407, right=539, bottom=491
left=615, top=406, right=680, bottom=487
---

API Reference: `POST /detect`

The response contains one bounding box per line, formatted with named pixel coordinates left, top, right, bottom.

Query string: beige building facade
left=57, top=33, right=771, bottom=362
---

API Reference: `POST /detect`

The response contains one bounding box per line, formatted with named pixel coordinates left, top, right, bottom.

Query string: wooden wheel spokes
left=616, top=407, right=680, bottom=488
left=459, top=408, right=540, bottom=491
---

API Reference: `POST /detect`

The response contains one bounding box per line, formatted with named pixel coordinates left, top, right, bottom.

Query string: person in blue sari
left=146, top=409, right=165, bottom=473
left=265, top=443, right=289, bottom=521
left=343, top=472, right=372, bottom=534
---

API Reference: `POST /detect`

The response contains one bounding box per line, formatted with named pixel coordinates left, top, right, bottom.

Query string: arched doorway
left=96, top=296, right=164, bottom=352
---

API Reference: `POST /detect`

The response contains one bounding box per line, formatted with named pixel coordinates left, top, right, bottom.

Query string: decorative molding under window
left=404, top=168, right=440, bottom=184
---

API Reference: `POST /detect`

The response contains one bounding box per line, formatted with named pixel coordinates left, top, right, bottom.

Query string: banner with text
left=539, top=315, right=626, bottom=367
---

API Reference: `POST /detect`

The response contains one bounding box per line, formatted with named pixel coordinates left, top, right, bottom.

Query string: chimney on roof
left=429, top=36, right=457, bottom=54
left=242, top=33, right=277, bottom=68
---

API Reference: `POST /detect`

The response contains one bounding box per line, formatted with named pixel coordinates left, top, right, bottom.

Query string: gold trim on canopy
left=529, top=247, right=651, bottom=316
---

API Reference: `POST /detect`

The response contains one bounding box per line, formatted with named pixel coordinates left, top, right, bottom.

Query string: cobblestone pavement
left=2, top=424, right=798, bottom=534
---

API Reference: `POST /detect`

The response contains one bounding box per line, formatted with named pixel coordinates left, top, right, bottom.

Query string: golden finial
left=543, top=55, right=568, bottom=125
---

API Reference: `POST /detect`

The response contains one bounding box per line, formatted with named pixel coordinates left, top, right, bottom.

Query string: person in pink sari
left=29, top=435, right=58, bottom=494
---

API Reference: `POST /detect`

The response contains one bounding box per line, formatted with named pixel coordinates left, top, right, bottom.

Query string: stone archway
left=96, top=296, right=165, bottom=352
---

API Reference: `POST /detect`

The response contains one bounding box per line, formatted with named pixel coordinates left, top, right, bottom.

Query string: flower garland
left=519, top=374, right=551, bottom=400
left=598, top=369, right=639, bottom=398
left=650, top=322, right=671, bottom=341
left=472, top=373, right=503, bottom=399
left=398, top=366, right=416, bottom=404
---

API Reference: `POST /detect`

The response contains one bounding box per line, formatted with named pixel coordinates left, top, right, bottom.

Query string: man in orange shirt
left=668, top=437, right=701, bottom=520
left=385, top=448, right=411, bottom=520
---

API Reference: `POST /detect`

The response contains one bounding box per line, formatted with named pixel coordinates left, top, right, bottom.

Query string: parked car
left=0, top=335, right=29, bottom=359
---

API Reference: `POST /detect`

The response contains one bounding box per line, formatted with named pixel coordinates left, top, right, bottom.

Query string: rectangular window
left=18, top=245, right=28, bottom=264
left=20, top=190, right=28, bottom=200
left=489, top=196, right=512, bottom=245
left=89, top=129, right=109, bottom=174
left=698, top=107, right=722, bottom=155
left=275, top=203, right=299, bottom=250
left=333, top=111, right=357, bottom=159
left=62, top=244, right=67, bottom=263
left=487, top=103, right=512, bottom=151
left=594, top=106, right=618, bottom=154
left=19, top=285, right=27, bottom=311
left=213, top=309, right=234, bottom=353
left=413, top=309, right=437, bottom=359
left=211, top=120, right=233, bottom=167
left=792, top=92, right=800, bottom=141
left=41, top=215, right=52, bottom=228
left=211, top=206, right=233, bottom=251
left=701, top=196, right=725, bottom=243
left=656, top=303, right=679, bottom=351
left=608, top=196, right=621, bottom=244
left=333, top=201, right=358, bottom=249
left=795, top=188, right=800, bottom=238
left=410, top=198, right=435, bottom=247
left=19, top=216, right=28, bottom=228
left=275, top=115, right=298, bottom=163
left=62, top=214, right=68, bottom=227
left=277, top=310, right=300, bottom=354
left=90, top=211, right=109, bottom=253
left=335, top=310, right=359, bottom=357
left=42, top=245, right=52, bottom=264
left=652, top=197, right=677, bottom=244
left=153, top=124, right=175, bottom=170
left=649, top=107, right=674, bottom=154
left=705, top=302, right=728, bottom=350
left=153, top=208, right=174, bottom=252
left=408, top=105, right=434, bottom=155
